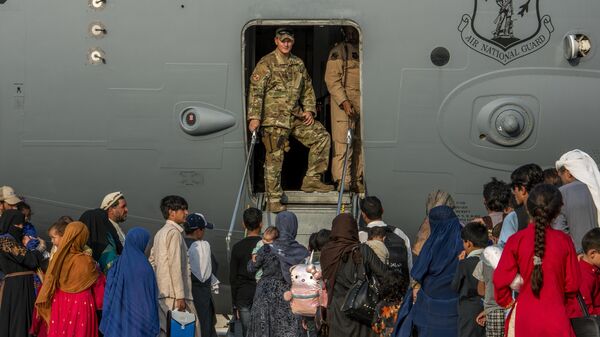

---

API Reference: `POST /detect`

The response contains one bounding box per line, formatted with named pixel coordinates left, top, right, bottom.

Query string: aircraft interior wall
left=243, top=24, right=359, bottom=195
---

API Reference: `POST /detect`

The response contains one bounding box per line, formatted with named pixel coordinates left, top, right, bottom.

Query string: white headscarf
left=556, top=149, right=600, bottom=223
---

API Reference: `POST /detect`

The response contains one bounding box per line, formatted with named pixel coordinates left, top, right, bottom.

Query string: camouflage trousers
left=262, top=119, right=331, bottom=200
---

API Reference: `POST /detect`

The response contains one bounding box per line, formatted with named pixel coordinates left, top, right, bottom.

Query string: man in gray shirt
left=555, top=150, right=600, bottom=253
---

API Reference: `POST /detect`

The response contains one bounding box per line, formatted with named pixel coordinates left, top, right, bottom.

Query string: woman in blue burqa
left=394, top=205, right=463, bottom=337
left=247, top=211, right=309, bottom=337
left=100, top=228, right=159, bottom=337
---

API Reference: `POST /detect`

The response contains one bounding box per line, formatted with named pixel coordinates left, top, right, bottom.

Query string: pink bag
left=289, top=263, right=324, bottom=316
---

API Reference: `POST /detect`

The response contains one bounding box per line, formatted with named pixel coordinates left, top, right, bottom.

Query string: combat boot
left=267, top=201, right=286, bottom=213
left=301, top=176, right=335, bottom=193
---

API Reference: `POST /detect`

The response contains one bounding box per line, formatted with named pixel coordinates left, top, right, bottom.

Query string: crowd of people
left=1, top=148, right=600, bottom=337
left=0, top=192, right=220, bottom=337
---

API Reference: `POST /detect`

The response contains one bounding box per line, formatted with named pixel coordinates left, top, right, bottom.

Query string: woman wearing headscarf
left=321, top=213, right=388, bottom=337
left=247, top=211, right=309, bottom=337
left=79, top=209, right=123, bottom=273
left=0, top=210, right=47, bottom=337
left=100, top=228, right=159, bottom=337
left=555, top=149, right=600, bottom=253
left=394, top=205, right=463, bottom=337
left=35, top=222, right=106, bottom=337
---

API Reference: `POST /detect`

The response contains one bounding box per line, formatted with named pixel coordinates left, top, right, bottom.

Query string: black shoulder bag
left=571, top=292, right=600, bottom=337
left=340, top=246, right=380, bottom=326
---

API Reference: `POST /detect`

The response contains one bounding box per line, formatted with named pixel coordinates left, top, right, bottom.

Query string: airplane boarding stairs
left=259, top=190, right=359, bottom=247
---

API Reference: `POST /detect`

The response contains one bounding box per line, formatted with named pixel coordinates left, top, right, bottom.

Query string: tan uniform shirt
left=149, top=220, right=193, bottom=300
left=324, top=42, right=360, bottom=112
left=247, top=49, right=316, bottom=129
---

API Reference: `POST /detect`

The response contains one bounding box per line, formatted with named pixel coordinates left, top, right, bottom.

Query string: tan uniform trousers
left=158, top=297, right=201, bottom=337
left=330, top=95, right=363, bottom=184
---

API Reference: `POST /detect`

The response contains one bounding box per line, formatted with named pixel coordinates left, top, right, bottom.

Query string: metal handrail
left=336, top=127, right=353, bottom=214
left=226, top=130, right=258, bottom=261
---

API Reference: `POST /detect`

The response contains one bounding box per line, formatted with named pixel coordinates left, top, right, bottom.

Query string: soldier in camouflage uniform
left=248, top=28, right=334, bottom=212
left=325, top=26, right=364, bottom=192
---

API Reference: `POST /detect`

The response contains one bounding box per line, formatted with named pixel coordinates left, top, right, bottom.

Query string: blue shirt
left=498, top=211, right=518, bottom=247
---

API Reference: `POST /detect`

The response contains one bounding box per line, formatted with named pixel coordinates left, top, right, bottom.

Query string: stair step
left=264, top=204, right=351, bottom=247
left=283, top=190, right=351, bottom=205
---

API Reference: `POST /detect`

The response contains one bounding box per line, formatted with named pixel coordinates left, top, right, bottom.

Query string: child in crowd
left=569, top=228, right=600, bottom=316
left=372, top=270, right=407, bottom=337
left=35, top=222, right=106, bottom=337
left=473, top=178, right=511, bottom=243
left=308, top=228, right=331, bottom=253
left=543, top=168, right=563, bottom=187
left=473, top=224, right=505, bottom=337
left=366, top=226, right=389, bottom=263
left=451, top=222, right=488, bottom=337
left=29, top=216, right=75, bottom=337
left=47, top=216, right=74, bottom=260
left=17, top=202, right=48, bottom=255
left=494, top=184, right=579, bottom=337
left=252, top=226, right=279, bottom=281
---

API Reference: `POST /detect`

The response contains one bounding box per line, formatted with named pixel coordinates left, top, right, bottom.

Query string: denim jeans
left=238, top=305, right=252, bottom=337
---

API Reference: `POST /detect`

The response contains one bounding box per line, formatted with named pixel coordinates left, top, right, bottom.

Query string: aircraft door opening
left=242, top=21, right=363, bottom=197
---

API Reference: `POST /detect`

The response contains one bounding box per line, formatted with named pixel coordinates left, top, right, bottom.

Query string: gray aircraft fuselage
left=1, top=0, right=598, bottom=312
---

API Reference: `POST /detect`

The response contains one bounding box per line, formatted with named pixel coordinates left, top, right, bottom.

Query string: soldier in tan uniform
left=325, top=27, right=364, bottom=192
left=248, top=28, right=334, bottom=212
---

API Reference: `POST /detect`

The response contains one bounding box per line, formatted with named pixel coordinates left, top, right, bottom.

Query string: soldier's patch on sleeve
left=252, top=73, right=261, bottom=82
left=330, top=52, right=339, bottom=60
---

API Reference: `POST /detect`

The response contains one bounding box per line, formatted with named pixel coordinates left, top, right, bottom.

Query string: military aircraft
left=1, top=0, right=597, bottom=313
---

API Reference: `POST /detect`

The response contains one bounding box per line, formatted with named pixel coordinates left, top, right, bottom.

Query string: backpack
left=289, top=255, right=327, bottom=317
left=383, top=225, right=409, bottom=277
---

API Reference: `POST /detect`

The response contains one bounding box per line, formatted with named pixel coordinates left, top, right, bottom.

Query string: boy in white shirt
left=184, top=213, right=219, bottom=337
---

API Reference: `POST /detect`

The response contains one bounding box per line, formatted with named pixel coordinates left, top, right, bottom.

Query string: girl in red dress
left=494, top=184, right=580, bottom=337
left=35, top=221, right=105, bottom=337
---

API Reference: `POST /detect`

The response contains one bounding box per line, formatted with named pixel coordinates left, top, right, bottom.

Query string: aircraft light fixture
left=564, top=34, right=591, bottom=63
left=89, top=0, right=106, bottom=10
left=88, top=48, right=106, bottom=65
left=178, top=105, right=235, bottom=136
left=89, top=22, right=107, bottom=38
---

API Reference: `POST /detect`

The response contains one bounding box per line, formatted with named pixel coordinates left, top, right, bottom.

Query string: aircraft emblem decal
left=458, top=0, right=554, bottom=65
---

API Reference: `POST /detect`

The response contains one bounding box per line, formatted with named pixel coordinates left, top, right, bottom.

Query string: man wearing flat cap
left=248, top=27, right=334, bottom=213
left=78, top=192, right=127, bottom=272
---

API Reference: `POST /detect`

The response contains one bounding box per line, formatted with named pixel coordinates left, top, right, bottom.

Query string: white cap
left=0, top=186, right=22, bottom=205
left=101, top=192, right=124, bottom=210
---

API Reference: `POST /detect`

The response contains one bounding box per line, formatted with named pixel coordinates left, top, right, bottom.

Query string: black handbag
left=571, top=292, right=600, bottom=337
left=226, top=315, right=243, bottom=337
left=315, top=305, right=329, bottom=337
left=340, top=247, right=380, bottom=326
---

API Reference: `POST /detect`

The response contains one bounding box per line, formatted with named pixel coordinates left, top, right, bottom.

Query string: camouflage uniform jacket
left=247, top=49, right=316, bottom=129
